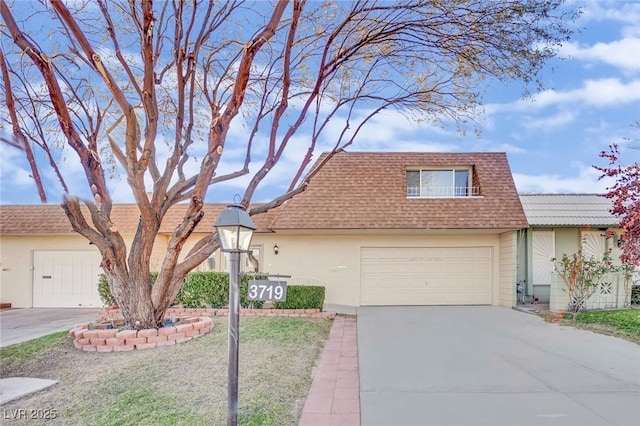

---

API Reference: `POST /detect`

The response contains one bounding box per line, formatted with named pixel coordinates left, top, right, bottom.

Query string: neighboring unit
left=518, top=194, right=630, bottom=311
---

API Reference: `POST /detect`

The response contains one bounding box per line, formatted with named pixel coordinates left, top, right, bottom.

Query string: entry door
left=33, top=251, right=103, bottom=307
left=532, top=231, right=555, bottom=286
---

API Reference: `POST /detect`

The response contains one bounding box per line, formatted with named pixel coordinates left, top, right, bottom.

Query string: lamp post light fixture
left=214, top=204, right=256, bottom=426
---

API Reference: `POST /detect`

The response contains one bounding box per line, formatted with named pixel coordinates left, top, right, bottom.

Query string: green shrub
left=99, top=271, right=268, bottom=309
left=632, top=285, right=640, bottom=306
left=98, top=274, right=117, bottom=306
left=272, top=285, right=325, bottom=310
left=174, top=272, right=265, bottom=309
left=176, top=272, right=228, bottom=308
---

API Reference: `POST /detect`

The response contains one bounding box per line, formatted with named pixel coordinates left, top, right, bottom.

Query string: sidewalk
left=0, top=308, right=100, bottom=347
left=299, top=315, right=360, bottom=425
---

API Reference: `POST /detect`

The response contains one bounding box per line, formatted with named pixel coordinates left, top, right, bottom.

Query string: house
left=518, top=194, right=630, bottom=311
left=0, top=204, right=277, bottom=308
left=0, top=152, right=528, bottom=312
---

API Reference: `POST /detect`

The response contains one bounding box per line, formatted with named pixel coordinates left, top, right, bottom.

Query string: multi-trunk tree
left=1, top=0, right=575, bottom=328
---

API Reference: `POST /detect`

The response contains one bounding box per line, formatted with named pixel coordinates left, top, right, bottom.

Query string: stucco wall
left=2, top=230, right=517, bottom=311
left=0, top=235, right=101, bottom=308
left=499, top=231, right=517, bottom=307
left=250, top=232, right=507, bottom=312
left=1, top=233, right=175, bottom=308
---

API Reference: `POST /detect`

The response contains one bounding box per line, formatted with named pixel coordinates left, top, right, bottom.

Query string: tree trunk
left=105, top=268, right=155, bottom=330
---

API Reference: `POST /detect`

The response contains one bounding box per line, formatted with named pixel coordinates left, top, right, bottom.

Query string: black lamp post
left=214, top=204, right=256, bottom=426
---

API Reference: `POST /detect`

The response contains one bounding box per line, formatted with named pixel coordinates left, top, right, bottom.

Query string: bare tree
left=0, top=0, right=576, bottom=328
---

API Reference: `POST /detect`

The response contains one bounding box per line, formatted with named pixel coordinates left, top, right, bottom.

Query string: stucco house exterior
left=1, top=152, right=528, bottom=312
left=517, top=194, right=631, bottom=311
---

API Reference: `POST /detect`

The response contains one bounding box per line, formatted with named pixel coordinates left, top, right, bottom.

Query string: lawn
left=562, top=309, right=640, bottom=344
left=0, top=316, right=332, bottom=425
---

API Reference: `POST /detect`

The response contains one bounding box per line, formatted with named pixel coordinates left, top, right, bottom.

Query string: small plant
left=632, top=285, right=640, bottom=306
left=98, top=274, right=117, bottom=307
left=554, top=249, right=619, bottom=313
left=272, top=285, right=325, bottom=310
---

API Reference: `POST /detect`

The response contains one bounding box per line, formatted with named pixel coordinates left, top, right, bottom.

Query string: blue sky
left=1, top=0, right=639, bottom=205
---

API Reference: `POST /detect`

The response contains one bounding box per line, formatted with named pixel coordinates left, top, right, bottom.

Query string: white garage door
left=360, top=247, right=493, bottom=305
left=33, top=251, right=103, bottom=307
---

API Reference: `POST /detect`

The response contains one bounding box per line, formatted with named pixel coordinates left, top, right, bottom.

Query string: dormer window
left=406, top=168, right=478, bottom=197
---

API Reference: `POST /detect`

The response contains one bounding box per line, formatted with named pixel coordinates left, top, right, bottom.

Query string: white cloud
left=574, top=1, right=640, bottom=26
left=486, top=78, right=640, bottom=114
left=559, top=38, right=640, bottom=72
left=522, top=111, right=576, bottom=132
left=514, top=162, right=616, bottom=194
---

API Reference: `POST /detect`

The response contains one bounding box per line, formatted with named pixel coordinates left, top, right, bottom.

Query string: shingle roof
left=519, top=194, right=617, bottom=226
left=0, top=152, right=529, bottom=234
left=269, top=152, right=528, bottom=230
left=0, top=203, right=276, bottom=235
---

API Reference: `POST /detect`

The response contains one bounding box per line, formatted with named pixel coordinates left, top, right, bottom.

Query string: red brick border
left=69, top=316, right=214, bottom=352
left=69, top=308, right=336, bottom=352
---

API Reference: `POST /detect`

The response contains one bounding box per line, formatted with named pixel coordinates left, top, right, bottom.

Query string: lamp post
left=214, top=204, right=256, bottom=426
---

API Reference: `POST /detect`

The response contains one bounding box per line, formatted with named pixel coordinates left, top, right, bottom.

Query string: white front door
left=33, top=250, right=103, bottom=307
left=532, top=231, right=555, bottom=286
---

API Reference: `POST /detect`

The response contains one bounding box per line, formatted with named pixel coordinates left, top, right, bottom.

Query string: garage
left=360, top=247, right=493, bottom=305
left=33, top=250, right=103, bottom=308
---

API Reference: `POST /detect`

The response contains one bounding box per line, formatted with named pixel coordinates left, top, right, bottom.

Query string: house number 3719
left=247, top=280, right=287, bottom=302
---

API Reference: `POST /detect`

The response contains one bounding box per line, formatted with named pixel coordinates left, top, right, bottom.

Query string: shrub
left=176, top=272, right=228, bottom=308
left=272, top=285, right=325, bottom=310
left=632, top=285, right=640, bottom=306
left=554, top=249, right=619, bottom=313
left=98, top=274, right=117, bottom=306
left=98, top=271, right=282, bottom=309
left=174, top=272, right=265, bottom=309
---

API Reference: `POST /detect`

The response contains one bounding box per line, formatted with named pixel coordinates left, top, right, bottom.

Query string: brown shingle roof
left=269, top=152, right=528, bottom=230
left=0, top=203, right=276, bottom=235
left=0, top=152, right=527, bottom=234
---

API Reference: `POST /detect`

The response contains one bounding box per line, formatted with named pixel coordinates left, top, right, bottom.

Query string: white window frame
left=406, top=167, right=475, bottom=198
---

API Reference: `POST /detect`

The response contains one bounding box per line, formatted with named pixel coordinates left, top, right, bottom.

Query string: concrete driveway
left=358, top=306, right=640, bottom=426
left=0, top=308, right=100, bottom=347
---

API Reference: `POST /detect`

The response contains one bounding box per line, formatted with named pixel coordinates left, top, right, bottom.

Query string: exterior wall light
left=273, top=244, right=279, bottom=255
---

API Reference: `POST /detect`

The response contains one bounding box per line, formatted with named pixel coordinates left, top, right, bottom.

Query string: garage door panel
left=33, top=251, right=103, bottom=308
left=361, top=247, right=492, bottom=306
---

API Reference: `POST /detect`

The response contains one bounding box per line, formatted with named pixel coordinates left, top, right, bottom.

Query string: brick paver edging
left=99, top=306, right=336, bottom=321
left=68, top=316, right=214, bottom=352
left=70, top=308, right=337, bottom=352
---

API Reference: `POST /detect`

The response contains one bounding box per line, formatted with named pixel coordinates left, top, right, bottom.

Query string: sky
left=0, top=0, right=639, bottom=205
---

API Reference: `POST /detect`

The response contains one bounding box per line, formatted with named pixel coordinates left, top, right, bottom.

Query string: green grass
left=0, top=317, right=332, bottom=425
left=564, top=309, right=640, bottom=343
left=0, top=331, right=68, bottom=365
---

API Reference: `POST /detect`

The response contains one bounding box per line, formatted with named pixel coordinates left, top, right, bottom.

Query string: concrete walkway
left=299, top=315, right=360, bottom=425
left=0, top=308, right=101, bottom=405
left=0, top=308, right=100, bottom=347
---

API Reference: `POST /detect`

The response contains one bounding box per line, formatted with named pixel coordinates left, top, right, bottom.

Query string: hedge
left=272, top=285, right=325, bottom=310
left=176, top=272, right=265, bottom=309
left=98, top=272, right=269, bottom=309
